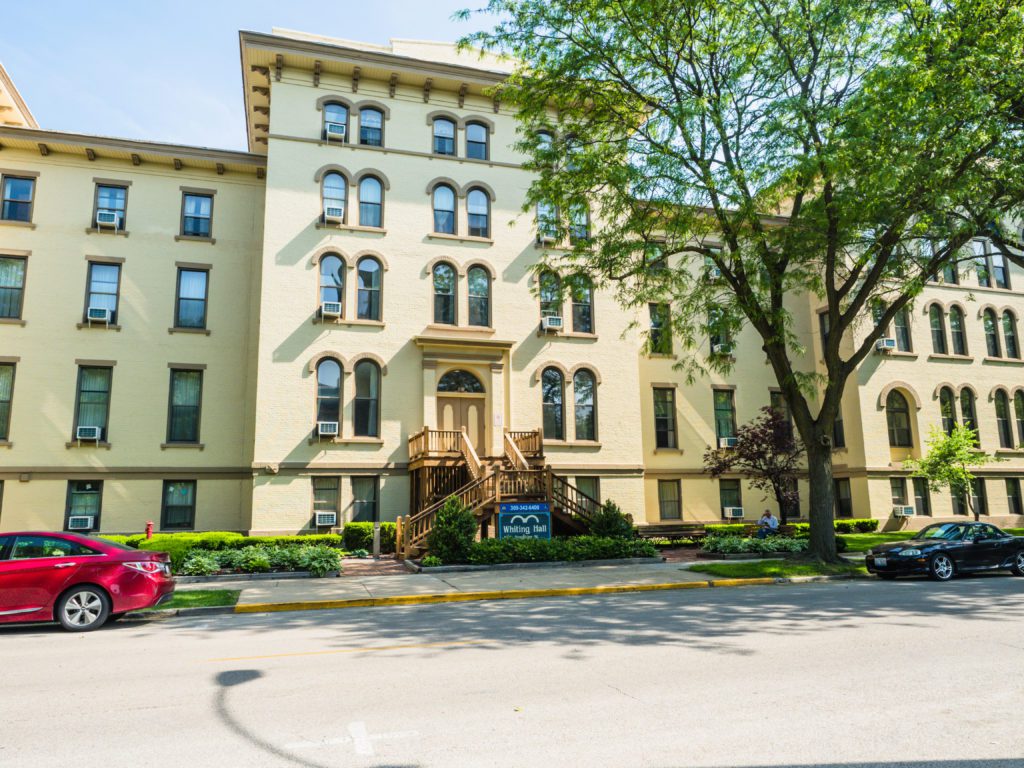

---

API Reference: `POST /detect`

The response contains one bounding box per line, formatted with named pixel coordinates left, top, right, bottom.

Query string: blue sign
left=498, top=502, right=552, bottom=539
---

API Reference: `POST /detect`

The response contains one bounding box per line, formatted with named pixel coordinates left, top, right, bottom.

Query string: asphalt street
left=3, top=576, right=1023, bottom=768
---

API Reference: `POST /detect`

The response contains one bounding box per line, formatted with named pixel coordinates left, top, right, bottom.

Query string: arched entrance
left=436, top=369, right=486, bottom=456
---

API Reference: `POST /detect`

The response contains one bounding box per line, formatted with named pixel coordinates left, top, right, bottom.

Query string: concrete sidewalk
left=172, top=560, right=865, bottom=614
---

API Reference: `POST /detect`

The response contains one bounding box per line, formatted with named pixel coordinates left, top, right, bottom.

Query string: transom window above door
left=437, top=369, right=484, bottom=393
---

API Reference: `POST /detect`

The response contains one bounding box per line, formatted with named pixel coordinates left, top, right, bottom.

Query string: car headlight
left=899, top=548, right=922, bottom=557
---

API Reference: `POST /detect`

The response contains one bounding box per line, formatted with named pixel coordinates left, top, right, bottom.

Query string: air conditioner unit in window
left=536, top=233, right=558, bottom=246
left=711, top=343, right=732, bottom=356
left=875, top=338, right=897, bottom=352
left=708, top=267, right=722, bottom=279
left=541, top=315, right=564, bottom=332
left=86, top=306, right=111, bottom=324
left=323, top=206, right=345, bottom=223
left=718, top=436, right=738, bottom=449
left=67, top=516, right=94, bottom=531
left=324, top=122, right=347, bottom=142
left=893, top=505, right=916, bottom=517
left=722, top=507, right=745, bottom=519
left=320, top=301, right=342, bottom=318
left=315, top=512, right=338, bottom=527
left=76, top=425, right=102, bottom=441
left=317, top=421, right=339, bottom=437
left=95, top=209, right=120, bottom=228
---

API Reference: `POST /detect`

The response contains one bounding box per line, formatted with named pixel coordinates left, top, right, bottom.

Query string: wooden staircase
left=397, top=427, right=602, bottom=559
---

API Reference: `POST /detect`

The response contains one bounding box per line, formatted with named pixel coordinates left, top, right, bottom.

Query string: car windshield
left=916, top=524, right=967, bottom=541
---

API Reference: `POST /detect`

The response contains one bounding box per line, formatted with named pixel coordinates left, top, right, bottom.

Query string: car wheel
left=929, top=553, right=956, bottom=582
left=1012, top=552, right=1024, bottom=577
left=57, top=586, right=110, bottom=632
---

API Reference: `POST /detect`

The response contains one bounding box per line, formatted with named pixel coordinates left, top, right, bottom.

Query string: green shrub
left=298, top=545, right=342, bottom=577
left=833, top=518, right=879, bottom=533
left=180, top=552, right=220, bottom=576
left=701, top=536, right=811, bottom=555
left=349, top=548, right=370, bottom=558
left=588, top=500, right=634, bottom=539
left=340, top=523, right=396, bottom=553
left=239, top=547, right=272, bottom=573
left=466, top=536, right=657, bottom=565
left=705, top=524, right=748, bottom=537
left=426, top=497, right=478, bottom=564
left=421, top=555, right=443, bottom=568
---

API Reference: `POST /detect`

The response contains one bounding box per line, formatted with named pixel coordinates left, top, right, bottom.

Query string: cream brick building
left=2, top=31, right=1023, bottom=536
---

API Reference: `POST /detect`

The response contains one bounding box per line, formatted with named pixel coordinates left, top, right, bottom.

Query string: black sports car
left=865, top=522, right=1024, bottom=581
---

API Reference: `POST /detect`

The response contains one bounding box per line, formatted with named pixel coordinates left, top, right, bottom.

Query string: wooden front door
left=437, top=396, right=486, bottom=456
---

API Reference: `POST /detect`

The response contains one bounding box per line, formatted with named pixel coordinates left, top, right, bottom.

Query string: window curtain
left=169, top=371, right=201, bottom=441
left=0, top=257, right=25, bottom=317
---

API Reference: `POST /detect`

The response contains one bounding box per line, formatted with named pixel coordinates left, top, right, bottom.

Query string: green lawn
left=840, top=532, right=914, bottom=552
left=688, top=560, right=868, bottom=579
left=144, top=589, right=240, bottom=610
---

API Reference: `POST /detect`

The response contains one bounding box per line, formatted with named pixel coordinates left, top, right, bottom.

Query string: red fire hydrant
left=145, top=521, right=154, bottom=539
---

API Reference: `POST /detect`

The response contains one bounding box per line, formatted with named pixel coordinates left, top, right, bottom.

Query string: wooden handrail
left=460, top=429, right=483, bottom=480
left=503, top=432, right=529, bottom=470
left=406, top=473, right=498, bottom=548
left=550, top=473, right=602, bottom=526
left=408, top=427, right=463, bottom=459
left=508, top=429, right=543, bottom=456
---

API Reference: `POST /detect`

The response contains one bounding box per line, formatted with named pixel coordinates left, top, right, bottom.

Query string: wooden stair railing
left=459, top=429, right=483, bottom=480
left=508, top=429, right=543, bottom=458
left=550, top=473, right=602, bottom=528
left=503, top=431, right=530, bottom=471
left=403, top=472, right=497, bottom=553
left=408, top=427, right=462, bottom=460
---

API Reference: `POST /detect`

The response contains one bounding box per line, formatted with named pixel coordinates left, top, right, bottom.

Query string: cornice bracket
left=389, top=73, right=399, bottom=97
left=423, top=78, right=433, bottom=103
left=313, top=60, right=321, bottom=88
left=458, top=83, right=468, bottom=108
left=352, top=66, right=361, bottom=93
left=274, top=54, right=283, bottom=82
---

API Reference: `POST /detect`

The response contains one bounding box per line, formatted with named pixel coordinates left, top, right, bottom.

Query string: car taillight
left=124, top=561, right=164, bottom=574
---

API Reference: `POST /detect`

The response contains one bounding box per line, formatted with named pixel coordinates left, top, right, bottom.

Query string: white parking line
left=283, top=723, right=420, bottom=756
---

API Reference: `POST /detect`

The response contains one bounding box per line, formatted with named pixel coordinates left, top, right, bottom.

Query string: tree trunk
left=774, top=486, right=788, bottom=526
left=805, top=440, right=840, bottom=563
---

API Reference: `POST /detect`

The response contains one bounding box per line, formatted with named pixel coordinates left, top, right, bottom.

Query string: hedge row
left=180, top=545, right=341, bottom=577
left=462, top=536, right=658, bottom=566
left=790, top=519, right=880, bottom=534
left=701, top=536, right=848, bottom=554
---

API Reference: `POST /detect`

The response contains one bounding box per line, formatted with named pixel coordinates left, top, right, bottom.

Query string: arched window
left=1002, top=311, right=1019, bottom=359
left=537, top=130, right=554, bottom=153
left=995, top=390, right=1013, bottom=448
left=573, top=369, right=597, bottom=441
left=569, top=275, right=593, bottom=333
left=539, top=271, right=561, bottom=318
left=437, top=369, right=484, bottom=393
left=467, top=266, right=490, bottom=327
left=319, top=254, right=344, bottom=313
left=929, top=305, right=947, bottom=354
left=466, top=188, right=490, bottom=238
left=939, top=386, right=957, bottom=435
left=569, top=204, right=590, bottom=243
left=433, top=118, right=456, bottom=155
left=536, top=201, right=558, bottom=242
left=466, top=122, right=488, bottom=160
left=432, top=184, right=456, bottom=234
left=886, top=390, right=912, bottom=447
left=433, top=263, right=456, bottom=325
left=356, top=257, right=381, bottom=321
left=353, top=360, right=380, bottom=437
left=323, top=103, right=349, bottom=141
left=960, top=389, right=978, bottom=438
left=1015, top=391, right=1024, bottom=445
left=359, top=108, right=383, bottom=146
left=984, top=309, right=1001, bottom=357
left=316, top=359, right=342, bottom=427
left=949, top=306, right=967, bottom=355
left=542, top=367, right=565, bottom=440
left=322, top=172, right=347, bottom=222
left=358, top=177, right=383, bottom=228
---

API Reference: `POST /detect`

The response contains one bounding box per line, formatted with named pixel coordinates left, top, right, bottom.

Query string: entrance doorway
left=436, top=369, right=486, bottom=456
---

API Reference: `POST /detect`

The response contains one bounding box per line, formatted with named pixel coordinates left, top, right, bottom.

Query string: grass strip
left=145, top=589, right=240, bottom=610
left=688, top=560, right=868, bottom=579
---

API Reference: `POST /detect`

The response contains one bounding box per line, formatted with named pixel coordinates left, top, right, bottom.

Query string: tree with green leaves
left=462, top=0, right=1024, bottom=561
left=904, top=425, right=1003, bottom=521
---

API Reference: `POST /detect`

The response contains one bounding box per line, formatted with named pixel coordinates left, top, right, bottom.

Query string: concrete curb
left=175, top=570, right=340, bottom=584
left=124, top=605, right=237, bottom=620
left=230, top=573, right=872, bottom=615
left=406, top=556, right=665, bottom=573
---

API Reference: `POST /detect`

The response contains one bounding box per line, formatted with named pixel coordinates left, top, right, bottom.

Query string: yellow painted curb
left=230, top=575, right=815, bottom=614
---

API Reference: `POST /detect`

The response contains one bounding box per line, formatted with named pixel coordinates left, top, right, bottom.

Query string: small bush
left=588, top=500, right=634, bottom=539
left=834, top=518, right=880, bottom=533
left=426, top=497, right=478, bottom=564
left=299, top=546, right=342, bottom=577
left=701, top=536, right=810, bottom=555
left=349, top=548, right=370, bottom=559
left=180, top=551, right=220, bottom=576
left=467, top=536, right=657, bottom=565
left=705, top=524, right=748, bottom=537
left=239, top=547, right=272, bottom=573
left=341, top=523, right=397, bottom=553
left=421, top=555, right=443, bottom=568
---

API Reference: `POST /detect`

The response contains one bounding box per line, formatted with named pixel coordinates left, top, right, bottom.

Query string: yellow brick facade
left=2, top=34, right=1023, bottom=534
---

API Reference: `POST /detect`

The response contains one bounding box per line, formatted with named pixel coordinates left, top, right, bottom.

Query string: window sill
left=884, top=351, right=918, bottom=359
left=0, top=440, right=12, bottom=448
left=0, top=219, right=36, bottom=229
left=161, top=442, right=205, bottom=450
left=653, top=447, right=684, bottom=454
left=927, top=353, right=973, bottom=362
left=174, top=235, right=217, bottom=245
left=543, top=440, right=602, bottom=449
left=0, top=318, right=26, bottom=326
left=425, top=323, right=494, bottom=335
left=168, top=327, right=212, bottom=335
left=314, top=317, right=385, bottom=328
left=315, top=222, right=386, bottom=235
left=76, top=323, right=122, bottom=331
left=308, top=436, right=385, bottom=446
left=538, top=330, right=598, bottom=340
left=65, top=441, right=112, bottom=449
left=647, top=352, right=676, bottom=359
left=983, top=356, right=1024, bottom=365
left=85, top=227, right=130, bottom=237
left=426, top=233, right=494, bottom=246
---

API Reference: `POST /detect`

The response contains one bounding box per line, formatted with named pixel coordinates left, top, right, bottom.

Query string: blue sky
left=1, top=1, right=493, bottom=151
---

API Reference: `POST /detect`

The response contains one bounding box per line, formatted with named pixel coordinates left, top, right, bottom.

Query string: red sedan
left=0, top=532, right=174, bottom=631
